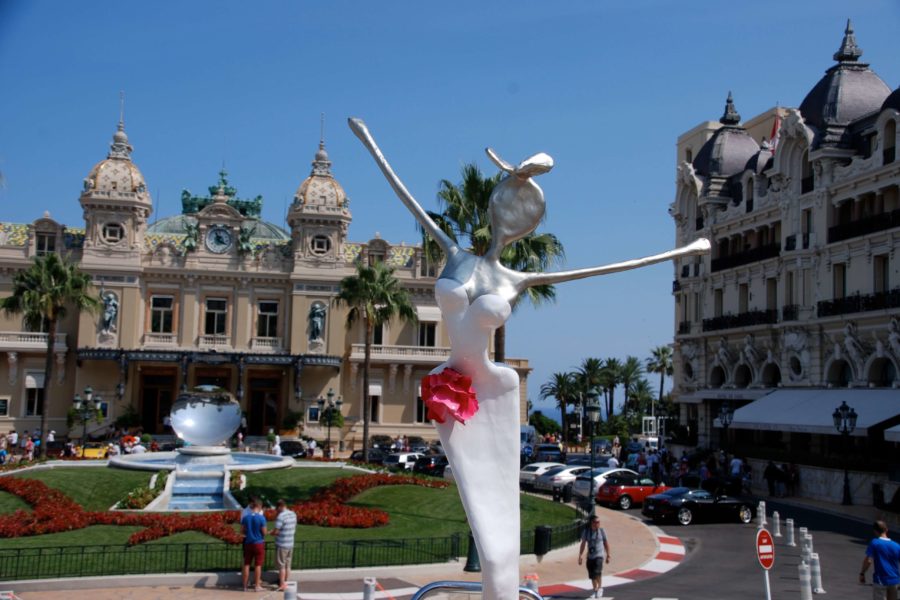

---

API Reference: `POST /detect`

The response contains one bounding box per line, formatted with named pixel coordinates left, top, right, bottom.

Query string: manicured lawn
left=15, top=467, right=150, bottom=511
left=0, top=491, right=30, bottom=514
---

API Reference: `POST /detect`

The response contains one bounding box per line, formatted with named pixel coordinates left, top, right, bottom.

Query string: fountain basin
left=109, top=450, right=294, bottom=472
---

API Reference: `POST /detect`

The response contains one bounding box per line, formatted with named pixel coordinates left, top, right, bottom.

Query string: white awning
left=369, top=383, right=382, bottom=397
left=885, top=424, right=900, bottom=443
left=415, top=306, right=442, bottom=321
left=730, top=389, right=900, bottom=437
left=24, top=373, right=45, bottom=389
left=677, top=389, right=770, bottom=404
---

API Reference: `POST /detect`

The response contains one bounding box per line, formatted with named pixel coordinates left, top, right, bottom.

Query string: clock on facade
left=205, top=225, right=233, bottom=254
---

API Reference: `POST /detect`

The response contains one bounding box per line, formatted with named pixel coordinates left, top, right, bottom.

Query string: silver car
left=519, top=462, right=565, bottom=489
left=533, top=465, right=591, bottom=493
left=572, top=467, right=639, bottom=499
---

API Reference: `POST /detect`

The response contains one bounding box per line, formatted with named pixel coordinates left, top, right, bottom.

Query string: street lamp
left=73, top=385, right=101, bottom=453
left=317, top=388, right=342, bottom=459
left=584, top=386, right=601, bottom=515
left=717, top=401, right=733, bottom=453
left=833, top=400, right=857, bottom=506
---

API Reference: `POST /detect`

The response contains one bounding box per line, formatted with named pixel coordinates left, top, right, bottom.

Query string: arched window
left=685, top=149, right=693, bottom=163
left=801, top=150, right=813, bottom=194
left=745, top=177, right=754, bottom=212
left=884, top=120, right=896, bottom=165
left=709, top=366, right=726, bottom=389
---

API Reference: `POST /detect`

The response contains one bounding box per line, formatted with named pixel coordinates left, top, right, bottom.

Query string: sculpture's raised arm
left=520, top=238, right=711, bottom=291
left=348, top=118, right=455, bottom=256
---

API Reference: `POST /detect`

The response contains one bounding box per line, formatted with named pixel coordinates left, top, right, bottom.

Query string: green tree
left=646, top=345, right=674, bottom=420
left=334, top=262, right=416, bottom=462
left=421, top=163, right=564, bottom=362
left=539, top=371, right=577, bottom=447
left=0, top=254, right=100, bottom=457
left=576, top=357, right=605, bottom=430
left=528, top=410, right=561, bottom=437
left=625, top=378, right=655, bottom=421
left=620, top=356, right=644, bottom=416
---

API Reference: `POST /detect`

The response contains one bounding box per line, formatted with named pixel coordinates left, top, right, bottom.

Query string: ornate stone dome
left=799, top=21, right=890, bottom=130
left=146, top=213, right=290, bottom=241
left=692, top=93, right=760, bottom=179
left=82, top=121, right=151, bottom=203
left=293, top=141, right=348, bottom=208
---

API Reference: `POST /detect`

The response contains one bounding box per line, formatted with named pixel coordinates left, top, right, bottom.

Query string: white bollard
left=806, top=533, right=814, bottom=556
left=799, top=561, right=813, bottom=600
left=363, top=577, right=377, bottom=600
left=786, top=518, right=796, bottom=546
left=773, top=511, right=782, bottom=537
left=801, top=535, right=813, bottom=565
left=283, top=581, right=298, bottom=600
left=758, top=500, right=767, bottom=527
left=811, top=552, right=826, bottom=594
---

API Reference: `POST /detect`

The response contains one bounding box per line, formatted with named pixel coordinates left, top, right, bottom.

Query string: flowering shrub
left=0, top=472, right=449, bottom=545
left=117, top=470, right=169, bottom=510
left=421, top=368, right=478, bottom=424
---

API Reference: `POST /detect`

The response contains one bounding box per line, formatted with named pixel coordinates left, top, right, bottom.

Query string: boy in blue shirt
left=241, top=499, right=268, bottom=592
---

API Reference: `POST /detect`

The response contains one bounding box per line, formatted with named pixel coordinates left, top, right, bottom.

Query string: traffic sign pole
left=756, top=528, right=775, bottom=600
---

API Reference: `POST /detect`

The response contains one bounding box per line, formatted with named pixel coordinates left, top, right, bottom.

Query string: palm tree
left=0, top=254, right=99, bottom=457
left=646, top=345, right=674, bottom=420
left=600, top=358, right=623, bottom=420
left=539, top=371, right=577, bottom=447
left=421, top=163, right=564, bottom=362
left=334, top=261, right=416, bottom=462
left=626, top=378, right=655, bottom=419
left=620, top=356, right=644, bottom=416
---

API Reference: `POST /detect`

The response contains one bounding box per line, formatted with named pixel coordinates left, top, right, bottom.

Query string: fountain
left=109, top=386, right=293, bottom=510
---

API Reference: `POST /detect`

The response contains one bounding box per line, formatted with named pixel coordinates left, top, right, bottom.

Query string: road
left=585, top=499, right=873, bottom=600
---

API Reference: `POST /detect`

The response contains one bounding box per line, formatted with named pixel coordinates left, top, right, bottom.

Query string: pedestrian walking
left=272, top=499, right=298, bottom=592
left=578, top=514, right=611, bottom=598
left=240, top=499, right=267, bottom=592
left=860, top=520, right=900, bottom=600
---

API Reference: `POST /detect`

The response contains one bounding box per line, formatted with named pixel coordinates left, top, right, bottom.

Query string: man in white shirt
left=273, top=499, right=298, bottom=592
left=607, top=455, right=620, bottom=469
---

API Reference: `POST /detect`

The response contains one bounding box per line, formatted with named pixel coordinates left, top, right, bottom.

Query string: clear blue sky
left=1, top=1, right=898, bottom=421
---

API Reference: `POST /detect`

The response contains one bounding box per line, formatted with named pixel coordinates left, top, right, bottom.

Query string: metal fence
left=0, top=520, right=586, bottom=582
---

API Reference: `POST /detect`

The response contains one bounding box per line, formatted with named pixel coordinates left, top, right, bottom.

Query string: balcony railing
left=702, top=309, right=778, bottom=332
left=250, top=337, right=283, bottom=352
left=782, top=305, right=800, bottom=321
left=817, top=288, right=900, bottom=318
left=828, top=208, right=900, bottom=244
left=143, top=332, right=175, bottom=346
left=199, top=334, right=231, bottom=350
left=678, top=321, right=692, bottom=335
left=350, top=344, right=450, bottom=364
left=710, top=243, right=780, bottom=272
left=0, top=332, right=67, bottom=352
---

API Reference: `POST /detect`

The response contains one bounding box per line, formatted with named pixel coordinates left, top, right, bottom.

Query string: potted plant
left=281, top=410, right=303, bottom=436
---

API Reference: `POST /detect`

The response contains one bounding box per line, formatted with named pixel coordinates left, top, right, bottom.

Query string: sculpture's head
left=485, top=148, right=553, bottom=248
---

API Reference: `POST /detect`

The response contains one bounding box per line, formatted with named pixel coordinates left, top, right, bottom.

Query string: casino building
left=0, top=124, right=531, bottom=447
left=669, top=22, right=900, bottom=503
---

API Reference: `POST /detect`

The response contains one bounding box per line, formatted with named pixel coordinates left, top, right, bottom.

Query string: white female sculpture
left=349, top=118, right=709, bottom=600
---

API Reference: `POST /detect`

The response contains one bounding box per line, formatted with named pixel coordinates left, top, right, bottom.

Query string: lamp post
left=317, top=388, right=342, bottom=459
left=73, top=385, right=101, bottom=454
left=833, top=400, right=857, bottom=506
left=717, top=401, right=733, bottom=453
left=584, top=386, right=601, bottom=516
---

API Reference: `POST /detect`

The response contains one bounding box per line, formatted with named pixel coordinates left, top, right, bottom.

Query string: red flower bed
left=0, top=472, right=449, bottom=545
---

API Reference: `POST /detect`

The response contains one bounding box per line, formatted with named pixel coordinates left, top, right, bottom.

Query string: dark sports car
left=641, top=487, right=754, bottom=526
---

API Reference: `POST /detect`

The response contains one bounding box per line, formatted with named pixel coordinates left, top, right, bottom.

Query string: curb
left=537, top=525, right=685, bottom=597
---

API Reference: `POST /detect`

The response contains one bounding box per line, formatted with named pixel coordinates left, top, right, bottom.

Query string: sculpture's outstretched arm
left=521, top=238, right=711, bottom=290
left=349, top=118, right=455, bottom=256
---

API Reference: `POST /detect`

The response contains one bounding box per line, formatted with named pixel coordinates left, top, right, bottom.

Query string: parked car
left=533, top=443, right=565, bottom=463
left=279, top=439, right=307, bottom=459
left=413, top=454, right=449, bottom=477
left=642, top=487, right=754, bottom=526
left=572, top=467, right=638, bottom=499
left=533, top=465, right=591, bottom=493
left=519, top=462, right=565, bottom=489
left=596, top=473, right=669, bottom=510
left=369, top=435, right=393, bottom=451
left=349, top=448, right=387, bottom=465
left=383, top=452, right=424, bottom=471
left=76, top=442, right=109, bottom=459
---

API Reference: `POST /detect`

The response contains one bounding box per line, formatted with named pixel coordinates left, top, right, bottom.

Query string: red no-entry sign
left=757, top=528, right=775, bottom=570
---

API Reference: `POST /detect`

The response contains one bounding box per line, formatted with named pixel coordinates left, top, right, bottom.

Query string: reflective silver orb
left=169, top=386, right=241, bottom=446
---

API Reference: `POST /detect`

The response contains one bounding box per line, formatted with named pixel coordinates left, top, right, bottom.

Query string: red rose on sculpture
left=421, top=368, right=478, bottom=424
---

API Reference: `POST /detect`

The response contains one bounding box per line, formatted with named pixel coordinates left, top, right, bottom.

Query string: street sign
left=757, top=528, right=775, bottom=570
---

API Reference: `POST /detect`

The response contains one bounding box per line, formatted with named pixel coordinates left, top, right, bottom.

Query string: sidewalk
left=10, top=505, right=661, bottom=599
